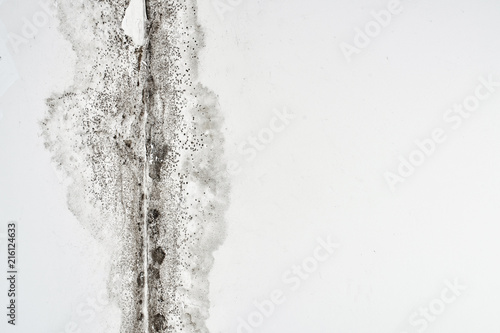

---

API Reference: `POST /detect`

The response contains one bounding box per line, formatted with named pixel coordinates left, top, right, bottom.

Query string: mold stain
left=41, top=1, right=230, bottom=332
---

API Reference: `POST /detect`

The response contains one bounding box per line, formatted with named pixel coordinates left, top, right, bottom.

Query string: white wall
left=2, top=0, right=500, bottom=332
left=198, top=0, right=500, bottom=332
left=0, top=1, right=119, bottom=332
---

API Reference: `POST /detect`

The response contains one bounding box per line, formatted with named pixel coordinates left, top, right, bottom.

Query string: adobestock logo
left=385, top=128, right=447, bottom=191
left=52, top=286, right=113, bottom=333
left=340, top=0, right=403, bottom=62
left=226, top=106, right=296, bottom=177
left=385, top=75, right=500, bottom=192
left=212, top=0, right=244, bottom=22
left=398, top=278, right=466, bottom=333
left=6, top=0, right=57, bottom=54
left=0, top=22, right=20, bottom=97
left=235, top=235, right=340, bottom=333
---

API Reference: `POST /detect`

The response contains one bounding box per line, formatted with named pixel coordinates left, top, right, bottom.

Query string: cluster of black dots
left=43, top=0, right=231, bottom=332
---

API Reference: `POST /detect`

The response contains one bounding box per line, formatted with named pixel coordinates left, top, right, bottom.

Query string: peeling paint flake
left=122, top=0, right=147, bottom=46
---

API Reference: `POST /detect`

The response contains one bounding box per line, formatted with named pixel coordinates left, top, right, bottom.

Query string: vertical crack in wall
left=41, top=1, right=230, bottom=332
left=141, top=34, right=151, bottom=331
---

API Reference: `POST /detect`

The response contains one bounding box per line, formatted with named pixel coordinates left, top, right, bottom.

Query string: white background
left=2, top=0, right=500, bottom=332
left=199, top=0, right=500, bottom=332
left=0, top=1, right=116, bottom=332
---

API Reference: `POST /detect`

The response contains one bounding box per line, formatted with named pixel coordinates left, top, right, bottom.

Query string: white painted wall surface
left=2, top=0, right=500, bottom=332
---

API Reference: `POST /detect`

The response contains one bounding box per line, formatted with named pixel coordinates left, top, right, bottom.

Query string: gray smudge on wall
left=41, top=1, right=229, bottom=332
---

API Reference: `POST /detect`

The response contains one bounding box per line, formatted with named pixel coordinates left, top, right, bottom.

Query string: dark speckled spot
left=152, top=247, right=166, bottom=265
left=149, top=144, right=170, bottom=180
left=149, top=266, right=160, bottom=280
left=137, top=271, right=145, bottom=288
left=148, top=208, right=160, bottom=224
left=152, top=313, right=166, bottom=332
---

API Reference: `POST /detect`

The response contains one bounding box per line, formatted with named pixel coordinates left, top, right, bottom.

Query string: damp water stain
left=41, top=1, right=230, bottom=332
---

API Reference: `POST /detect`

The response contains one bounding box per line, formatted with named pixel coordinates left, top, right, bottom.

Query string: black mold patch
left=148, top=208, right=160, bottom=223
left=149, top=266, right=160, bottom=280
left=153, top=313, right=166, bottom=332
left=152, top=247, right=166, bottom=265
left=42, top=1, right=230, bottom=332
left=148, top=144, right=170, bottom=181
left=137, top=271, right=145, bottom=288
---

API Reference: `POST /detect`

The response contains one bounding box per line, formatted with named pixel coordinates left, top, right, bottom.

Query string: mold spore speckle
left=41, top=1, right=230, bottom=332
